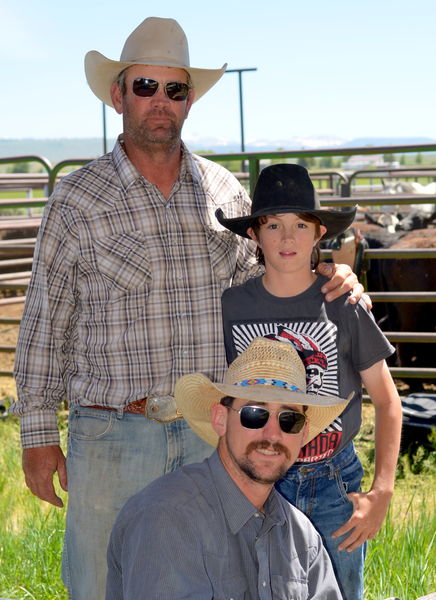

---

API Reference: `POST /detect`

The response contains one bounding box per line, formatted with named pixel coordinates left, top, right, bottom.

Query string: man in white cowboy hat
left=12, top=16, right=364, bottom=600
left=106, top=338, right=348, bottom=599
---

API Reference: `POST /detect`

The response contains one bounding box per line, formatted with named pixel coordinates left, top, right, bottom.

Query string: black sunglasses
left=132, top=78, right=191, bottom=101
left=227, top=405, right=306, bottom=434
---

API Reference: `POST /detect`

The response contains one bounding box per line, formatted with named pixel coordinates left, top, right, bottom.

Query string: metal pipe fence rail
left=1, top=145, right=435, bottom=382
left=341, top=165, right=436, bottom=196
left=1, top=254, right=435, bottom=378
left=2, top=141, right=436, bottom=195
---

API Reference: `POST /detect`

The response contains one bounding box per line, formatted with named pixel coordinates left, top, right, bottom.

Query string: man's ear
left=211, top=403, right=228, bottom=438
left=110, top=82, right=124, bottom=115
left=184, top=90, right=195, bottom=119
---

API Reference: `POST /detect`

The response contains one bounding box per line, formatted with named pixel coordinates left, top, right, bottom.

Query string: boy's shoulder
left=223, top=275, right=260, bottom=300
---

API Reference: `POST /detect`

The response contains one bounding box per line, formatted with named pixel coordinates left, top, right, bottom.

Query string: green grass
left=0, top=190, right=46, bottom=199
left=0, top=413, right=434, bottom=600
left=0, top=417, right=68, bottom=600
left=364, top=499, right=435, bottom=600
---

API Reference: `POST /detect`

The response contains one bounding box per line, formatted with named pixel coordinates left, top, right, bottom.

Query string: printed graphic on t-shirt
left=231, top=321, right=343, bottom=462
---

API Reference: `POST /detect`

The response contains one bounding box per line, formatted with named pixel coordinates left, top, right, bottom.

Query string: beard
left=124, top=106, right=183, bottom=153
left=233, top=440, right=292, bottom=485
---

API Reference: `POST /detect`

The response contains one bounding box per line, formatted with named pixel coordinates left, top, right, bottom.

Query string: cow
left=381, top=180, right=436, bottom=195
left=326, top=225, right=435, bottom=393
left=380, top=179, right=436, bottom=230
left=379, top=229, right=436, bottom=392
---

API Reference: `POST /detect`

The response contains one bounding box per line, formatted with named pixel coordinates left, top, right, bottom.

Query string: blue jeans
left=62, top=406, right=212, bottom=600
left=275, top=442, right=365, bottom=600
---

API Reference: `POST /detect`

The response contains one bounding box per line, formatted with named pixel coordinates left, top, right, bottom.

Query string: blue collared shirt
left=106, top=451, right=342, bottom=599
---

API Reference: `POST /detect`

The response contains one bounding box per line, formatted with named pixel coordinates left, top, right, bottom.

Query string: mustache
left=245, top=440, right=291, bottom=460
left=145, top=108, right=175, bottom=118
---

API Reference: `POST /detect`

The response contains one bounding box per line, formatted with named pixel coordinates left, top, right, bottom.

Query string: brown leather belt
left=87, top=397, right=148, bottom=415
left=86, top=395, right=183, bottom=423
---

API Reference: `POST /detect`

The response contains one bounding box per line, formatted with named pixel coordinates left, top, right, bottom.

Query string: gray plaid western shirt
left=12, top=138, right=258, bottom=447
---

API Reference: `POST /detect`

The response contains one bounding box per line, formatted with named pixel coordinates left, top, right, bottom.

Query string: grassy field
left=0, top=405, right=434, bottom=600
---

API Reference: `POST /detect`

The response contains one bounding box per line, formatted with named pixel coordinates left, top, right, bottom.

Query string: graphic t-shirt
left=222, top=275, right=395, bottom=463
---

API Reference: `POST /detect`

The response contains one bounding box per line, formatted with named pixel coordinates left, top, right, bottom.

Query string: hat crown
left=252, top=164, right=320, bottom=214
left=120, top=17, right=190, bottom=67
left=224, top=337, right=307, bottom=394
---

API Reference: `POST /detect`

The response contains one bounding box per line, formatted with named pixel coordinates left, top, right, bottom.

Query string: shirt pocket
left=271, top=575, right=309, bottom=600
left=204, top=229, right=238, bottom=290
left=93, top=231, right=151, bottom=293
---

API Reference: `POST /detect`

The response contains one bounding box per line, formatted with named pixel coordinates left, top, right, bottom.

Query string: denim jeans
left=275, top=442, right=365, bottom=600
left=62, top=406, right=212, bottom=600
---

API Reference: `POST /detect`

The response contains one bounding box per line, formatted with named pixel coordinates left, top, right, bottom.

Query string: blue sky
left=2, top=0, right=436, bottom=146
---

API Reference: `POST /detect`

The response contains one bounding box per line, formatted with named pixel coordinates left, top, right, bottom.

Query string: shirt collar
left=111, top=135, right=200, bottom=192
left=206, top=451, right=285, bottom=534
left=179, top=142, right=201, bottom=185
left=111, top=135, right=142, bottom=192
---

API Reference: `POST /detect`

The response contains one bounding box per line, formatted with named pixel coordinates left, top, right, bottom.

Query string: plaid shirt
left=12, top=138, right=258, bottom=447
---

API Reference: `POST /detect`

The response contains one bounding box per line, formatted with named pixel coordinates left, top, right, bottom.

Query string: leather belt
left=86, top=395, right=183, bottom=423
left=87, top=397, right=148, bottom=415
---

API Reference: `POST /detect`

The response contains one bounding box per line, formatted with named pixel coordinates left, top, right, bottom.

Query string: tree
left=319, top=156, right=334, bottom=169
left=383, top=153, right=396, bottom=165
left=11, top=161, right=31, bottom=173
left=297, top=156, right=315, bottom=169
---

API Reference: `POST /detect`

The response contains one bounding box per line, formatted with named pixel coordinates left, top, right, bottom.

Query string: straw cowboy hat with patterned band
left=175, top=337, right=352, bottom=447
left=84, top=16, right=227, bottom=108
left=216, top=163, right=357, bottom=241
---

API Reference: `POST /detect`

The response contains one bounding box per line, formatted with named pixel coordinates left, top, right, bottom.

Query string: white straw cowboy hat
left=84, top=17, right=227, bottom=107
left=175, top=337, right=352, bottom=447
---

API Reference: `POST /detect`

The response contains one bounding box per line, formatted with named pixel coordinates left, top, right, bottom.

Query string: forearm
left=362, top=361, right=402, bottom=494
left=14, top=198, right=76, bottom=404
left=372, top=394, right=402, bottom=494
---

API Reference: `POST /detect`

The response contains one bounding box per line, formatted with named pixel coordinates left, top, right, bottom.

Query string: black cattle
left=378, top=229, right=436, bottom=392
left=327, top=225, right=435, bottom=393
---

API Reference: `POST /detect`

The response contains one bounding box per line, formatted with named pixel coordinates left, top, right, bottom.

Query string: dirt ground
left=0, top=300, right=23, bottom=402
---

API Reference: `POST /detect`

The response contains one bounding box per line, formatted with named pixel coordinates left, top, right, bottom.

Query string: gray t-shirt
left=222, top=275, right=395, bottom=463
left=106, top=451, right=342, bottom=599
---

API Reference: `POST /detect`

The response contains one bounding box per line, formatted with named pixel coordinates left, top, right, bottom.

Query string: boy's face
left=247, top=213, right=326, bottom=279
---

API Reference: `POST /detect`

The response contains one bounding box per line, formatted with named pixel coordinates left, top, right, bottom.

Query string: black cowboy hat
left=216, top=163, right=357, bottom=240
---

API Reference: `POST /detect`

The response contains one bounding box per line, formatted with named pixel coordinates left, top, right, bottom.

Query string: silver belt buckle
left=145, top=395, right=183, bottom=423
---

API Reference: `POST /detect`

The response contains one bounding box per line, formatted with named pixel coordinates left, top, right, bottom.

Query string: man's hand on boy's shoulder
left=317, top=262, right=372, bottom=309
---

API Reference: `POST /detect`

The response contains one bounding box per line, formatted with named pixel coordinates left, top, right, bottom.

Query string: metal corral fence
left=1, top=143, right=435, bottom=382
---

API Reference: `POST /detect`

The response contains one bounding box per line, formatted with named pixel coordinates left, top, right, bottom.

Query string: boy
left=216, top=163, right=402, bottom=600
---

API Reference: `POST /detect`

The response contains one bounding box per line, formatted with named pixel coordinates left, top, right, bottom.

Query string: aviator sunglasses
left=132, top=78, right=191, bottom=101
left=227, top=405, right=306, bottom=434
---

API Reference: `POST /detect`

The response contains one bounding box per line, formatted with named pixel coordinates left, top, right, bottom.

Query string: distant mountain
left=0, top=138, right=115, bottom=164
left=1, top=135, right=435, bottom=165
left=341, top=137, right=436, bottom=148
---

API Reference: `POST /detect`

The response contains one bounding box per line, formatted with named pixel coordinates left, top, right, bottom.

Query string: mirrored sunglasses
left=228, top=405, right=306, bottom=434
left=132, top=78, right=191, bottom=101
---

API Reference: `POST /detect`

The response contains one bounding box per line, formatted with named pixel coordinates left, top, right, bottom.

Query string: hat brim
left=175, top=372, right=352, bottom=447
left=216, top=205, right=357, bottom=241
left=84, top=50, right=227, bottom=107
